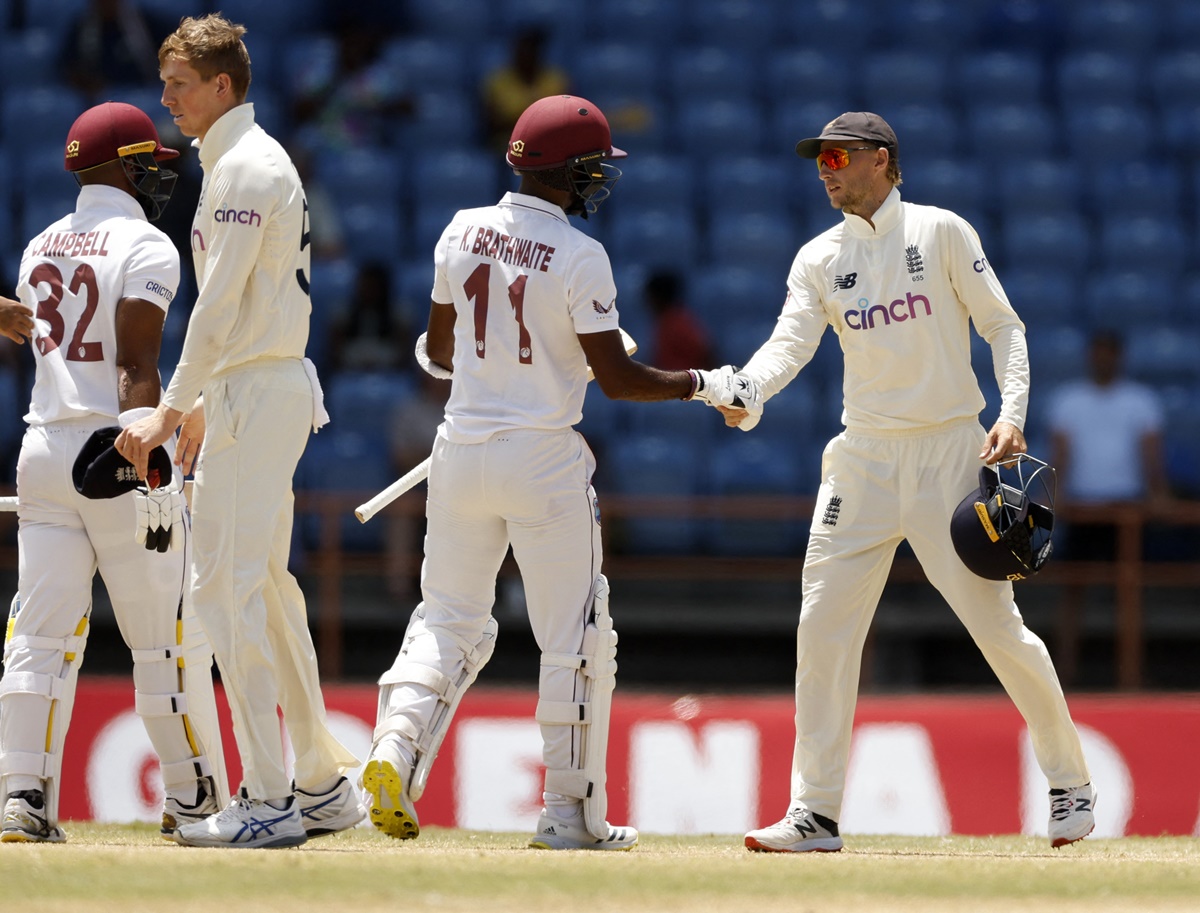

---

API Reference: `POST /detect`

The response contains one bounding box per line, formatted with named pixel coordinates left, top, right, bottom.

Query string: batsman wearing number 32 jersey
left=0, top=102, right=227, bottom=843
left=733, top=113, right=1095, bottom=853
left=360, top=95, right=756, bottom=850
left=116, top=15, right=360, bottom=848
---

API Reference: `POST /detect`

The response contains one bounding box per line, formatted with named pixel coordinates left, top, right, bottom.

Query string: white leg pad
left=537, top=574, right=617, bottom=841
left=375, top=603, right=498, bottom=801
left=130, top=644, right=222, bottom=798
left=0, top=618, right=89, bottom=825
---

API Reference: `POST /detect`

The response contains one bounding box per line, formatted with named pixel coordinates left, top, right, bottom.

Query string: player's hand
left=116, top=403, right=184, bottom=479
left=0, top=297, right=34, bottom=344
left=135, top=483, right=185, bottom=553
left=980, top=421, right=1026, bottom=465
left=717, top=405, right=762, bottom=432
left=688, top=366, right=763, bottom=413
left=176, top=396, right=205, bottom=475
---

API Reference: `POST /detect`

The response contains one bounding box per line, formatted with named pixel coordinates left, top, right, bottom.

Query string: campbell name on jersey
left=745, top=188, right=1029, bottom=432
left=20, top=184, right=179, bottom=425
left=432, top=192, right=619, bottom=444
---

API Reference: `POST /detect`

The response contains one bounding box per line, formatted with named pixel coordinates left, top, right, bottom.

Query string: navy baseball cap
left=795, top=112, right=898, bottom=159
left=72, top=426, right=173, bottom=498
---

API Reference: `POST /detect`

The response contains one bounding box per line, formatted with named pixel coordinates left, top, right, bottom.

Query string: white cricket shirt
left=163, top=103, right=311, bottom=412
left=431, top=192, right=620, bottom=443
left=743, top=188, right=1029, bottom=432
left=20, top=184, right=180, bottom=425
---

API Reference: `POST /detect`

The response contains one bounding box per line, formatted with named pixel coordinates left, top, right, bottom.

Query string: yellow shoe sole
left=361, top=759, right=419, bottom=840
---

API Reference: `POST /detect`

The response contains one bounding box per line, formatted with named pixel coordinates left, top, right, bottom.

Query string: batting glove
left=687, top=366, right=763, bottom=414
left=135, top=483, right=185, bottom=553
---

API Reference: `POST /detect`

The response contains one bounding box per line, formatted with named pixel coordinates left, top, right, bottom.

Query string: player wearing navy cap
left=0, top=101, right=227, bottom=843
left=728, top=112, right=1095, bottom=852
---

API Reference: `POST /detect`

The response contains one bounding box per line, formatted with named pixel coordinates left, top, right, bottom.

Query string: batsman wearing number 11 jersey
left=359, top=95, right=758, bottom=850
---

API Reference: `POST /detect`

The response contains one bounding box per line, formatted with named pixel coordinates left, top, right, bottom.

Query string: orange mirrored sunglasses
left=815, top=146, right=878, bottom=170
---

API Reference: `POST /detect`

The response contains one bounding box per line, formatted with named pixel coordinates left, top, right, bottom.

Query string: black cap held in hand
left=72, top=426, right=172, bottom=499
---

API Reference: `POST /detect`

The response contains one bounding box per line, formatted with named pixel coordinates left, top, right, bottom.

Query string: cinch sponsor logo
left=844, top=292, right=932, bottom=331
left=214, top=206, right=262, bottom=227
left=144, top=280, right=173, bottom=303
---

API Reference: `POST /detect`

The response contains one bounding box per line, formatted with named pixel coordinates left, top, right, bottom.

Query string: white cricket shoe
left=161, top=776, right=220, bottom=840
left=360, top=736, right=419, bottom=840
left=745, top=807, right=844, bottom=853
left=528, top=809, right=638, bottom=851
left=294, top=776, right=365, bottom=837
left=174, top=789, right=307, bottom=849
left=1048, top=782, right=1097, bottom=848
left=1, top=791, right=66, bottom=844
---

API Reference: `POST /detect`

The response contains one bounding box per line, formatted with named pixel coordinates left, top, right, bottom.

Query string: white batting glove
left=135, top=484, right=185, bottom=553
left=687, top=366, right=763, bottom=414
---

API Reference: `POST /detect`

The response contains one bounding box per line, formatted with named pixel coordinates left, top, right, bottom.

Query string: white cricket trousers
left=192, top=358, right=357, bottom=799
left=791, top=418, right=1090, bottom=820
left=395, top=427, right=603, bottom=776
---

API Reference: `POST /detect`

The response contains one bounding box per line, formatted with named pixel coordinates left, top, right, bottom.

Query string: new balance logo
left=793, top=818, right=818, bottom=836
left=822, top=495, right=842, bottom=526
left=834, top=273, right=857, bottom=290
left=1075, top=799, right=1092, bottom=813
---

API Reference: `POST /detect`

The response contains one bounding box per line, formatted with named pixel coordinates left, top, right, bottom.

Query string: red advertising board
left=56, top=678, right=1200, bottom=837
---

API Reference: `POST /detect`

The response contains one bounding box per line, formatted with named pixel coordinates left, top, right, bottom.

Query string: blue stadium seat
left=1056, top=51, right=1143, bottom=107
left=339, top=203, right=406, bottom=264
left=572, top=43, right=661, bottom=101
left=1125, top=327, right=1200, bottom=387
left=596, top=0, right=685, bottom=44
left=779, top=0, right=883, bottom=53
left=1180, top=272, right=1200, bottom=321
left=316, top=146, right=404, bottom=207
left=964, top=104, right=1056, bottom=164
left=608, top=208, right=699, bottom=274
left=861, top=52, right=950, bottom=108
left=686, top=0, right=780, bottom=49
left=309, top=257, right=360, bottom=321
left=626, top=398, right=718, bottom=449
left=411, top=149, right=501, bottom=213
left=1026, top=326, right=1088, bottom=389
left=707, top=211, right=800, bottom=275
left=1162, top=0, right=1200, bottom=50
left=593, top=95, right=669, bottom=155
left=689, top=264, right=786, bottom=329
left=604, top=433, right=705, bottom=554
left=1088, top=162, right=1183, bottom=218
left=766, top=50, right=842, bottom=105
left=884, top=104, right=959, bottom=161
left=325, top=371, right=415, bottom=446
left=3, top=87, right=87, bottom=148
left=606, top=152, right=693, bottom=211
left=1096, top=215, right=1188, bottom=277
left=668, top=47, right=758, bottom=102
left=576, top=382, right=634, bottom=456
left=708, top=434, right=809, bottom=557
left=901, top=157, right=988, bottom=216
left=1082, top=270, right=1174, bottom=329
left=955, top=50, right=1046, bottom=107
left=381, top=37, right=472, bottom=95
left=884, top=0, right=981, bottom=48
left=769, top=98, right=857, bottom=161
left=996, top=158, right=1081, bottom=217
left=408, top=0, right=496, bottom=40
left=281, top=35, right=340, bottom=103
left=1150, top=50, right=1200, bottom=109
left=1065, top=105, right=1151, bottom=165
left=675, top=98, right=767, bottom=157
left=296, top=430, right=394, bottom=551
left=497, top=0, right=586, bottom=41
left=1064, top=0, right=1161, bottom=54
left=22, top=0, right=87, bottom=30
left=999, top=269, right=1081, bottom=329
left=999, top=211, right=1090, bottom=272
left=216, top=0, right=324, bottom=33
left=703, top=156, right=793, bottom=215
left=400, top=90, right=478, bottom=151
left=0, top=30, right=61, bottom=87
left=712, top=313, right=781, bottom=368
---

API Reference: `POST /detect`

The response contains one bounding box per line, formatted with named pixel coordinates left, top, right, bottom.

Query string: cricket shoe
left=174, top=788, right=307, bottom=849
left=360, top=736, right=419, bottom=840
left=528, top=809, right=638, bottom=851
left=1, top=790, right=66, bottom=843
left=745, top=807, right=843, bottom=853
left=161, top=776, right=220, bottom=840
left=294, top=776, right=365, bottom=837
left=1049, top=782, right=1097, bottom=848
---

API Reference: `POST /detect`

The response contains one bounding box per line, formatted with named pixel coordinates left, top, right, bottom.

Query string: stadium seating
left=1064, top=0, right=1161, bottom=54
left=1082, top=270, right=1174, bottom=329
left=955, top=50, right=1046, bottom=107
left=604, top=432, right=706, bottom=554
left=675, top=97, right=768, bottom=158
left=1056, top=50, right=1144, bottom=107
left=572, top=43, right=662, bottom=101
left=861, top=52, right=952, bottom=109
left=686, top=0, right=780, bottom=49
left=668, top=46, right=759, bottom=103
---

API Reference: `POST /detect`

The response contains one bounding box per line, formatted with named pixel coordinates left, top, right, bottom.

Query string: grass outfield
left=2, top=825, right=1197, bottom=912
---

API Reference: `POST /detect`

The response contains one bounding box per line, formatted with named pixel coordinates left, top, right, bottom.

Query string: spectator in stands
left=643, top=271, right=715, bottom=371
left=60, top=0, right=172, bottom=101
left=291, top=18, right=413, bottom=151
left=329, top=261, right=410, bottom=374
left=1047, top=329, right=1171, bottom=558
left=481, top=26, right=570, bottom=151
